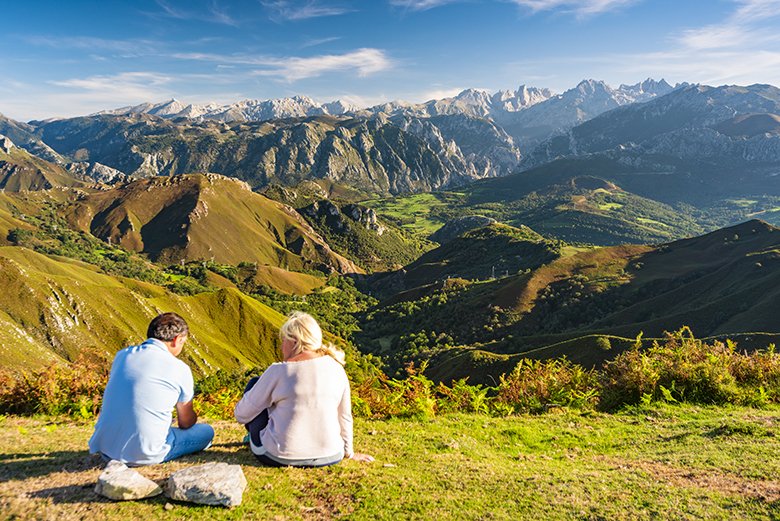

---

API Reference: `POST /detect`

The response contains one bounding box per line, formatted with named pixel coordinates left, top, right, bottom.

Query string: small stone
left=263, top=483, right=273, bottom=490
left=164, top=502, right=174, bottom=511
left=383, top=463, right=397, bottom=468
left=368, top=430, right=378, bottom=435
left=165, top=462, right=247, bottom=507
left=95, top=460, right=163, bottom=501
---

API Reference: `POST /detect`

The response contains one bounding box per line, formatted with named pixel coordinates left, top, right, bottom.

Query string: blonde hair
left=280, top=311, right=346, bottom=366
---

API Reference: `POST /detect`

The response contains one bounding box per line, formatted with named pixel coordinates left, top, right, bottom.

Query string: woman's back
left=235, top=355, right=353, bottom=461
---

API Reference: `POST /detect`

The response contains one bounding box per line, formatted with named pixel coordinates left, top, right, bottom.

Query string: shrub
left=353, top=363, right=438, bottom=419
left=495, top=358, right=599, bottom=414
left=193, top=367, right=260, bottom=420
left=0, top=352, right=110, bottom=417
left=599, top=328, right=780, bottom=410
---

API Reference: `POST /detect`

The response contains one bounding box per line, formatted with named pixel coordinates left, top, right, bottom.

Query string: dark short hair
left=147, top=312, right=189, bottom=341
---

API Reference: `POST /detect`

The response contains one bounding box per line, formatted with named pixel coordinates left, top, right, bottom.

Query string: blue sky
left=2, top=0, right=780, bottom=120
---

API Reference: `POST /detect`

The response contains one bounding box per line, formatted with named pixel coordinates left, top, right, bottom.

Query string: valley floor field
left=2, top=405, right=779, bottom=520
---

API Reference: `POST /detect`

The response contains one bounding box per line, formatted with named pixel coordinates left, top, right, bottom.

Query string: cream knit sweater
left=234, top=355, right=354, bottom=459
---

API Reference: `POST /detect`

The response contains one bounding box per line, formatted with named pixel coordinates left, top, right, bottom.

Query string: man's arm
left=176, top=400, right=198, bottom=429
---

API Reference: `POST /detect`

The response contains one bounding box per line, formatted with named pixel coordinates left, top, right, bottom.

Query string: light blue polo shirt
left=88, top=338, right=194, bottom=465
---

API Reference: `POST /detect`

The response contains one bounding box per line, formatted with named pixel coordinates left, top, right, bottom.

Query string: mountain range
left=2, top=76, right=780, bottom=382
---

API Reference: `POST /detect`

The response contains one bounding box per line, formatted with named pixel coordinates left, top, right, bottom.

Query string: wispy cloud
left=389, top=0, right=636, bottom=16
left=509, top=0, right=636, bottom=16
left=301, top=36, right=343, bottom=48
left=0, top=72, right=176, bottom=120
left=153, top=0, right=239, bottom=26
left=174, top=48, right=393, bottom=81
left=262, top=1, right=353, bottom=21
left=24, top=35, right=161, bottom=54
left=677, top=0, right=780, bottom=50
left=388, top=0, right=459, bottom=11
left=50, top=72, right=173, bottom=99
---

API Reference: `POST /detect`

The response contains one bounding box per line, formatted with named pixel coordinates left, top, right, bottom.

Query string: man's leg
left=163, top=423, right=215, bottom=462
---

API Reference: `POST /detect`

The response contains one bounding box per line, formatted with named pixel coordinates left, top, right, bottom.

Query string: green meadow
left=2, top=405, right=778, bottom=520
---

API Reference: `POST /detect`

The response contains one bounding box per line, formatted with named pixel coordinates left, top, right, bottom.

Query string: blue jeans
left=162, top=423, right=215, bottom=462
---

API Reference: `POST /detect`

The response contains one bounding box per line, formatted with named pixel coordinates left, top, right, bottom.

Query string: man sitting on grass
left=89, top=312, right=214, bottom=465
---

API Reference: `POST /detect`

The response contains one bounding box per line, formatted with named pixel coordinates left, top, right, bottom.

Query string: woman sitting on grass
left=234, top=311, right=374, bottom=467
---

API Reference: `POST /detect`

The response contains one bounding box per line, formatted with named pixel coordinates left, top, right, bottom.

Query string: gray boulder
left=165, top=462, right=247, bottom=507
left=95, top=460, right=163, bottom=500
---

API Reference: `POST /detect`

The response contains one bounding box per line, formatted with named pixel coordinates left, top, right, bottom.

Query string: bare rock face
left=94, top=460, right=163, bottom=500
left=165, top=462, right=247, bottom=507
left=0, top=134, right=15, bottom=154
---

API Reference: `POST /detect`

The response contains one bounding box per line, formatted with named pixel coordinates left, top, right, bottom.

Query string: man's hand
left=176, top=400, right=198, bottom=429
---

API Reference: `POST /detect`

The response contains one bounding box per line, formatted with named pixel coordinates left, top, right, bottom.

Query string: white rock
left=95, top=460, right=163, bottom=500
left=0, top=134, right=15, bottom=154
left=165, top=462, right=247, bottom=507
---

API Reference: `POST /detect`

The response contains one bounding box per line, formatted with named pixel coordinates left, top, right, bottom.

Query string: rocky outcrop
left=67, top=161, right=127, bottom=184
left=0, top=134, right=14, bottom=154
left=94, top=460, right=163, bottom=500
left=165, top=462, right=247, bottom=507
left=32, top=112, right=522, bottom=195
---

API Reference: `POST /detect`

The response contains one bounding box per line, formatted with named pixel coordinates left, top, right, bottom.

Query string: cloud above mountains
left=173, top=48, right=393, bottom=81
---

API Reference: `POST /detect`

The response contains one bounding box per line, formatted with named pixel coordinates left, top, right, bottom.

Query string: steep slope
left=0, top=246, right=287, bottom=373
left=358, top=220, right=780, bottom=379
left=33, top=113, right=520, bottom=195
left=0, top=137, right=84, bottom=191
left=522, top=84, right=780, bottom=202
left=63, top=173, right=360, bottom=273
left=368, top=79, right=675, bottom=149
left=0, top=115, right=66, bottom=164
left=496, top=79, right=676, bottom=147
left=299, top=199, right=423, bottom=272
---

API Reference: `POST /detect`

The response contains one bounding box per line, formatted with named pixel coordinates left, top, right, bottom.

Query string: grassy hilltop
left=2, top=405, right=779, bottom=520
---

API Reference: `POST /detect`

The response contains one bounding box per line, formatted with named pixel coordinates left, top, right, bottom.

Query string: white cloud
left=174, top=48, right=392, bottom=81
left=262, top=1, right=353, bottom=21
left=509, top=0, right=636, bottom=16
left=51, top=72, right=172, bottom=95
left=418, top=87, right=467, bottom=101
left=255, top=48, right=392, bottom=81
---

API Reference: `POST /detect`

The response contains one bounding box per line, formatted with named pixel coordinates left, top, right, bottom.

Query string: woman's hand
left=349, top=452, right=375, bottom=463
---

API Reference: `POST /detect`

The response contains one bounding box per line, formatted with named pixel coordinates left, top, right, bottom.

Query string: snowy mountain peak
left=98, top=95, right=359, bottom=122
left=575, top=79, right=612, bottom=95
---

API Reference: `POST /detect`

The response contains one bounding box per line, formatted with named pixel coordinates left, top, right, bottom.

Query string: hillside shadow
left=0, top=451, right=103, bottom=482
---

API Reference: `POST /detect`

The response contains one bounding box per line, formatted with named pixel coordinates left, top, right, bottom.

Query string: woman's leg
left=243, top=376, right=269, bottom=446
